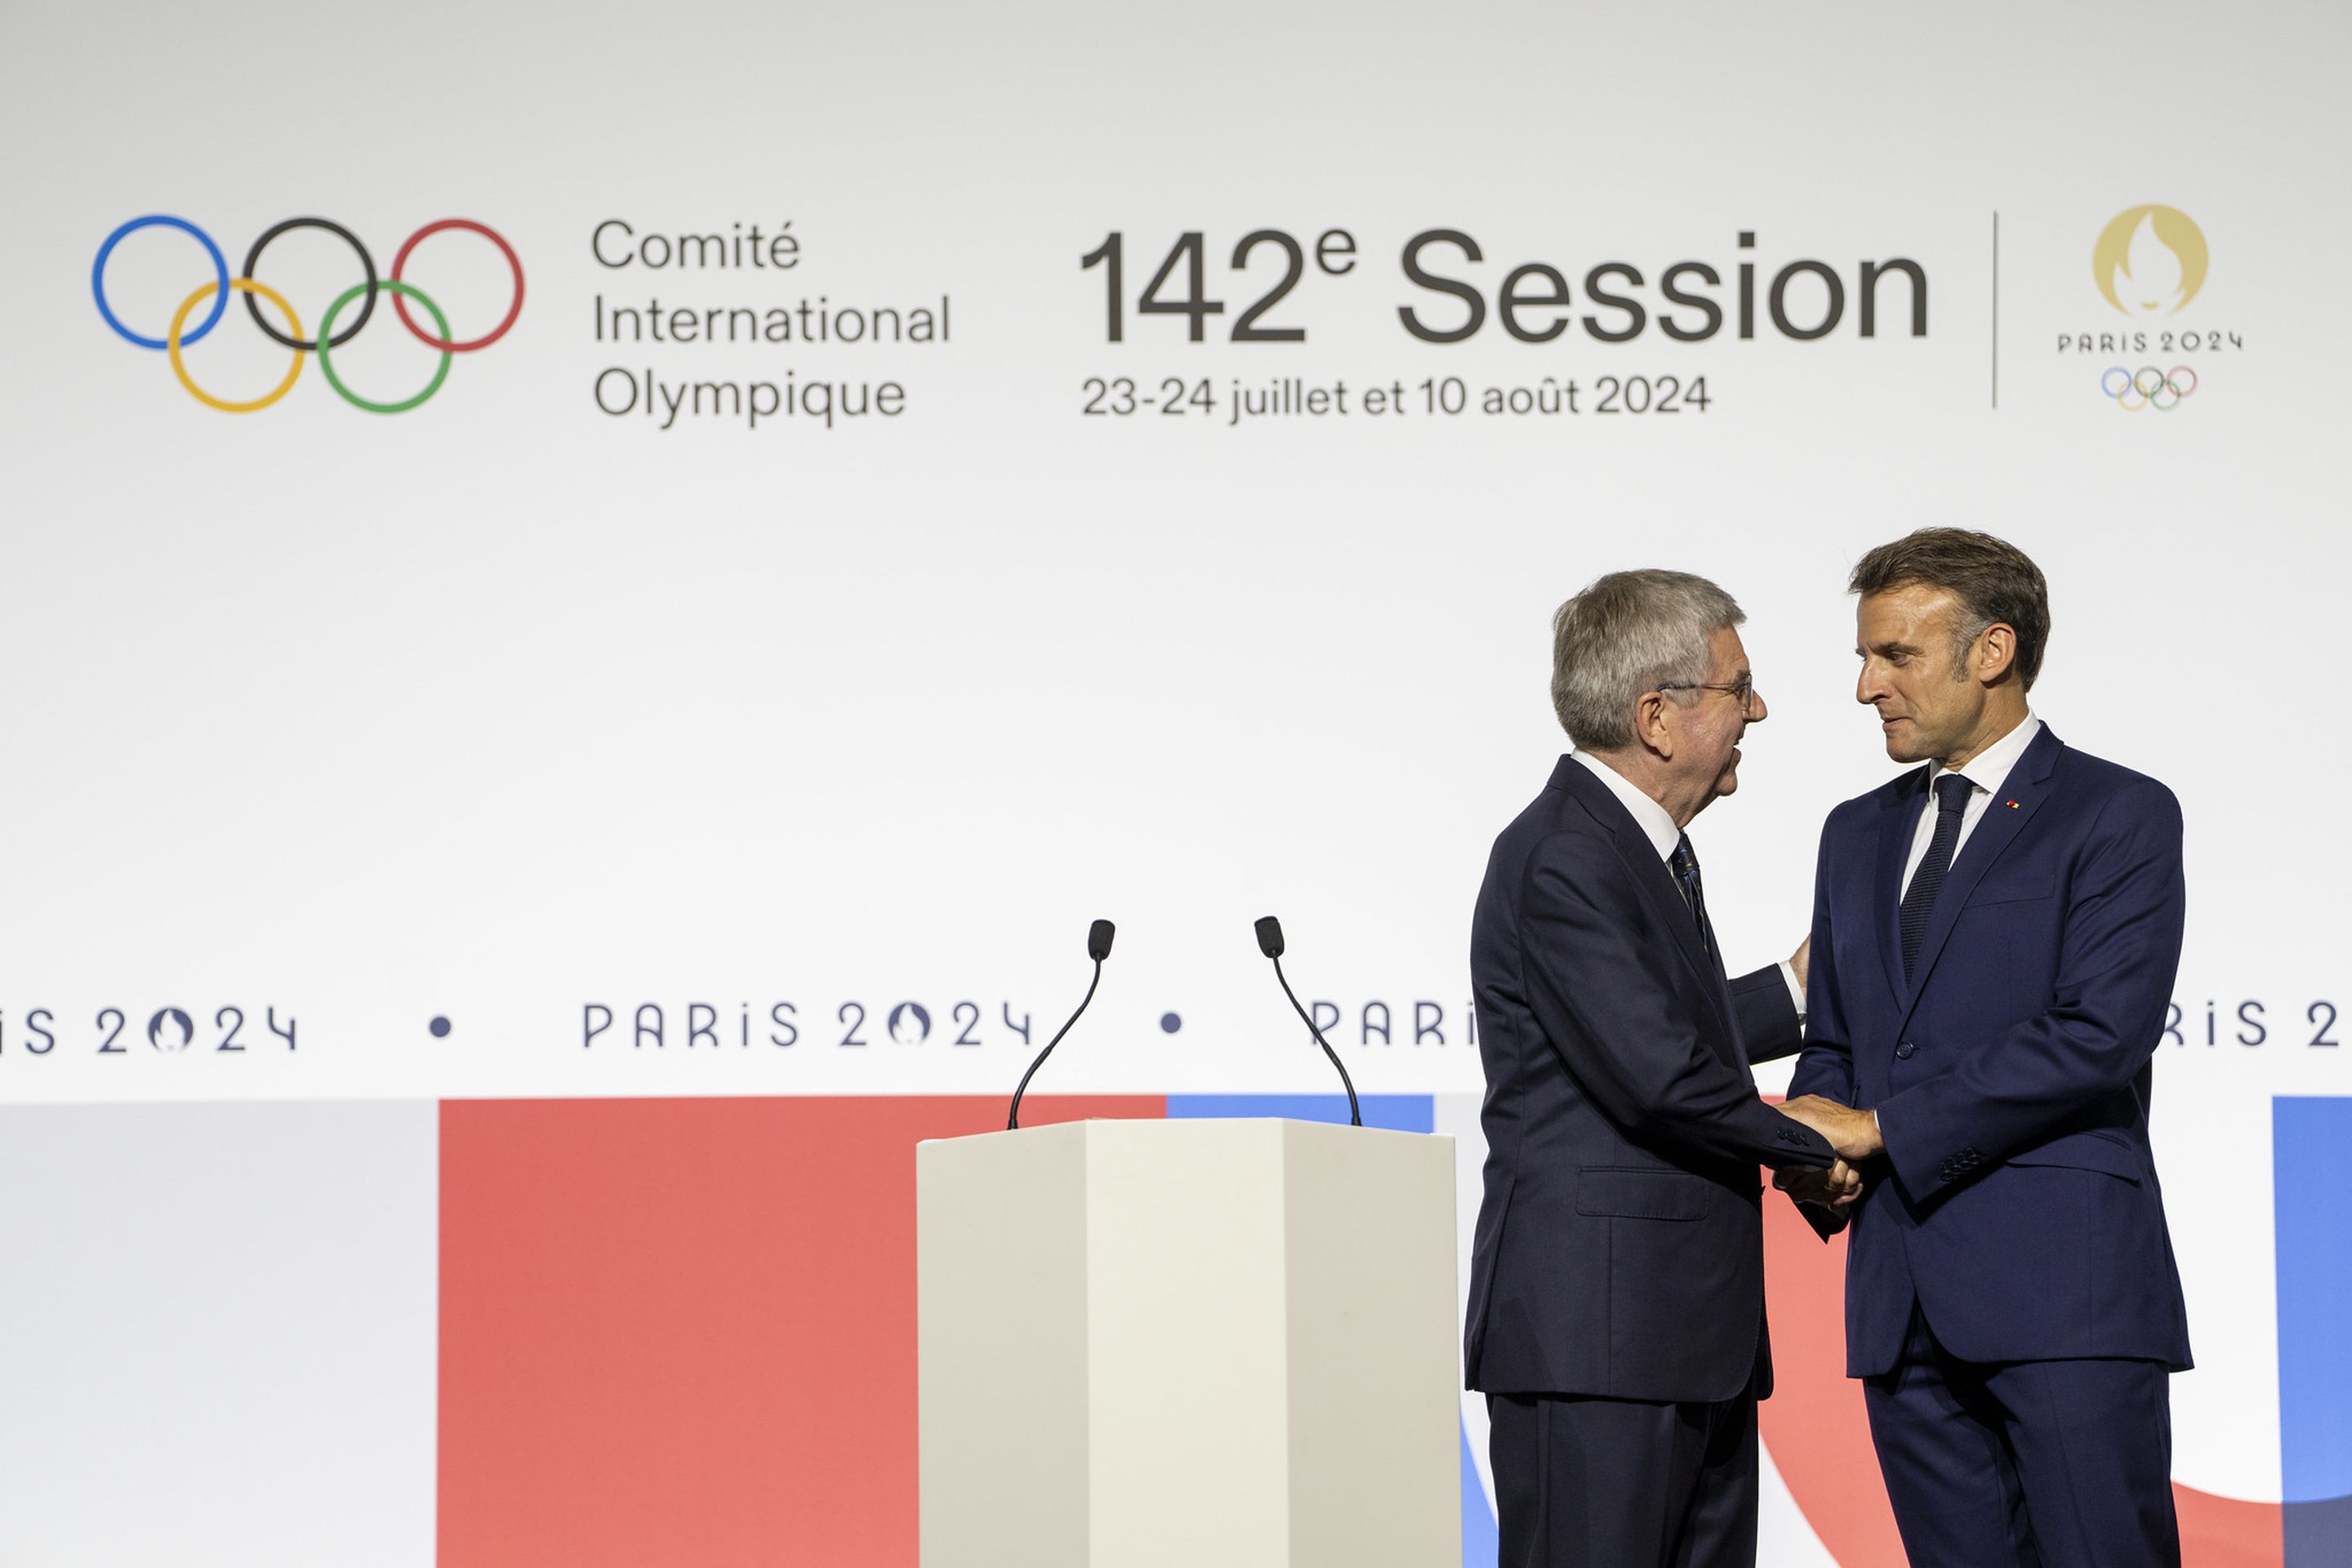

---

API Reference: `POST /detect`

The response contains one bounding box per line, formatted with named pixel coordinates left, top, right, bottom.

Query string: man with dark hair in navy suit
left=1779, top=528, right=2192, bottom=1567
left=1465, top=568, right=1850, bottom=1568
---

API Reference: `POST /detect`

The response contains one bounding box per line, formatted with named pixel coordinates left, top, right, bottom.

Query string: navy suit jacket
left=1788, top=725, right=2193, bottom=1376
left=1464, top=755, right=1837, bottom=1403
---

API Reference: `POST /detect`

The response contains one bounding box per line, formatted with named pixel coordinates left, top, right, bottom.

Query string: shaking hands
left=1780, top=1095, right=1885, bottom=1161
left=1776, top=1160, right=1863, bottom=1208
left=1774, top=1094, right=1886, bottom=1209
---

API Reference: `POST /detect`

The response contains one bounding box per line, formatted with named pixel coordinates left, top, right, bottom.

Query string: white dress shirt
left=1900, top=715, right=2043, bottom=897
left=1572, top=752, right=1806, bottom=1017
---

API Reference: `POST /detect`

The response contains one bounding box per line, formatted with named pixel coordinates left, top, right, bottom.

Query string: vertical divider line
left=1991, top=212, right=2001, bottom=410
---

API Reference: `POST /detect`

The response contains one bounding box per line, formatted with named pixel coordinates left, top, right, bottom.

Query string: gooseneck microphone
left=1006, top=919, right=1116, bottom=1130
left=1254, top=915, right=1362, bottom=1127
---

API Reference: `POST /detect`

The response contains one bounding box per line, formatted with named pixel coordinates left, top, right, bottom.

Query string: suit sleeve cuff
left=1873, top=1094, right=1984, bottom=1202
left=1780, top=960, right=1807, bottom=1022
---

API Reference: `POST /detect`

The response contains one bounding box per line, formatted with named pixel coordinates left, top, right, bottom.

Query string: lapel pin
left=2005, top=800, right=2020, bottom=809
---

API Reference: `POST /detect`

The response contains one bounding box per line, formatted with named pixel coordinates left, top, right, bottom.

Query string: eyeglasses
left=1657, top=673, right=1757, bottom=715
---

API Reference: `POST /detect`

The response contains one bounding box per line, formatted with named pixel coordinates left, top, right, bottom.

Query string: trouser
left=1864, top=1307, right=2180, bottom=1568
left=1488, top=1386, right=1757, bottom=1568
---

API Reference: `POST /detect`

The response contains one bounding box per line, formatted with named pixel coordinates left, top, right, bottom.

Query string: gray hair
left=1550, top=569, right=1744, bottom=750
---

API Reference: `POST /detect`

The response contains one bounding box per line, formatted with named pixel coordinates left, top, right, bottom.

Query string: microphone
left=1253, top=915, right=1361, bottom=1127
left=1006, top=920, right=1116, bottom=1130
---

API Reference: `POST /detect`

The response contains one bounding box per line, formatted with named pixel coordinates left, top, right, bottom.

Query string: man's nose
left=1747, top=688, right=1768, bottom=723
left=1856, top=663, right=1885, bottom=705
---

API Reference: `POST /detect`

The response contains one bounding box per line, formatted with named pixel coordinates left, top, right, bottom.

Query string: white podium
left=916, top=1116, right=1459, bottom=1568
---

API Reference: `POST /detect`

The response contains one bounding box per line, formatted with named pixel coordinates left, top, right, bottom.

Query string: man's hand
left=1775, top=1159, right=1863, bottom=1209
left=1789, top=936, right=1811, bottom=993
left=1780, top=1094, right=1885, bottom=1161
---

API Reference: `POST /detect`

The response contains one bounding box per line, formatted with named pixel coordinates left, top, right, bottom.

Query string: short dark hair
left=1849, top=528, right=2050, bottom=690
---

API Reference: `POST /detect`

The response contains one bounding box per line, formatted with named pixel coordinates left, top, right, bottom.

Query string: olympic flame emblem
left=2092, top=205, right=2208, bottom=316
left=92, top=216, right=523, bottom=413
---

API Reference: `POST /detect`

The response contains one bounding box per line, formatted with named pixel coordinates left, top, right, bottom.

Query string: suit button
left=1895, top=1041, right=1917, bottom=1059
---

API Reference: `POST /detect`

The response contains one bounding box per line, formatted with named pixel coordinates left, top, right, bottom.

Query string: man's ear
left=1976, top=622, right=2018, bottom=687
left=1633, top=690, right=1675, bottom=760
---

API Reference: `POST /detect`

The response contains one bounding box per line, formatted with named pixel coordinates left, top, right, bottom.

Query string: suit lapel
left=1698, top=913, right=1753, bottom=1075
left=1873, top=769, right=1928, bottom=1005
left=1552, top=759, right=1737, bottom=1049
left=1897, top=726, right=2062, bottom=1026
left=1621, top=835, right=1740, bottom=1050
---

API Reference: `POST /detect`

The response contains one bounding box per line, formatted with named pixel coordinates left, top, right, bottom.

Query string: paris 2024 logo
left=2060, top=204, right=2238, bottom=412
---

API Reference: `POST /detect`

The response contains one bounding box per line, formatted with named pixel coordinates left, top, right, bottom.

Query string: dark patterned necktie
left=1900, top=774, right=1976, bottom=977
left=1670, top=835, right=1713, bottom=959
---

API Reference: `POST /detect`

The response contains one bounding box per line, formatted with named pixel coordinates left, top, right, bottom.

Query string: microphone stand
left=1006, top=957, right=1104, bottom=1131
left=1268, top=948, right=1361, bottom=1128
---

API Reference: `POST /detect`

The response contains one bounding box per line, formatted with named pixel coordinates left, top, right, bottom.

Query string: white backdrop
left=2, top=1, right=2345, bottom=1562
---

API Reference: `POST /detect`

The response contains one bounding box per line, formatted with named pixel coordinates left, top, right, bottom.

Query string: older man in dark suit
left=1464, top=569, right=1846, bottom=1568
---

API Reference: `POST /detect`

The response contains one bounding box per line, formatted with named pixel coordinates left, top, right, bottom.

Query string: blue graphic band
left=2275, top=1097, right=2352, bottom=1566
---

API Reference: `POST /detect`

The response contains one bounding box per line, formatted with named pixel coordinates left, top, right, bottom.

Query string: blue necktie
left=1900, top=774, right=1976, bottom=978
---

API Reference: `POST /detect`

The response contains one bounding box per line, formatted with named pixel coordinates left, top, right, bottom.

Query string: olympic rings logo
left=2100, top=364, right=2197, bottom=412
left=92, top=215, right=523, bottom=414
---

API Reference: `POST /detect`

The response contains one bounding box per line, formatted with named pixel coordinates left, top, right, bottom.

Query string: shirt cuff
left=1780, top=960, right=1807, bottom=1022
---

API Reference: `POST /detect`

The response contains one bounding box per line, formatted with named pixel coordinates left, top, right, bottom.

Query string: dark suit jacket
left=1788, top=724, right=2193, bottom=1376
left=1463, top=755, right=1837, bottom=1403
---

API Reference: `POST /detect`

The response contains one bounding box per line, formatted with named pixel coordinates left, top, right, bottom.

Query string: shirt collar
left=1930, top=712, right=2042, bottom=798
left=1572, top=751, right=1683, bottom=862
